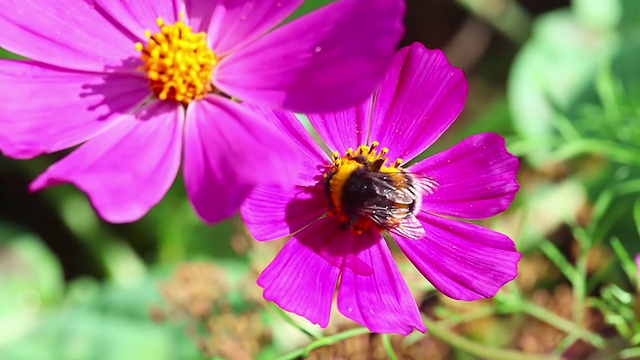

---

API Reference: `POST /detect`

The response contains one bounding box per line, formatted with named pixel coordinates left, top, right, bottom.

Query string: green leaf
left=508, top=8, right=618, bottom=166
left=286, top=0, right=335, bottom=22
left=517, top=179, right=587, bottom=252
left=0, top=273, right=200, bottom=360
left=573, top=0, right=622, bottom=30
left=0, top=308, right=200, bottom=360
left=0, top=225, right=64, bottom=348
left=0, top=47, right=24, bottom=59
left=634, top=200, right=640, bottom=239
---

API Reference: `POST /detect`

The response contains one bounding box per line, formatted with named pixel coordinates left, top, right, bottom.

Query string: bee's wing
left=360, top=171, right=436, bottom=241
left=367, top=172, right=416, bottom=204
left=355, top=204, right=425, bottom=240
left=388, top=214, right=425, bottom=240
left=366, top=171, right=438, bottom=203
left=411, top=173, right=439, bottom=196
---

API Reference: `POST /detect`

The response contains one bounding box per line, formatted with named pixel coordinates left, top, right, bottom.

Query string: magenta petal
left=245, top=105, right=329, bottom=184
left=95, top=0, right=179, bottom=42
left=214, top=0, right=405, bottom=113
left=337, top=232, right=425, bottom=335
left=306, top=101, right=372, bottom=154
left=30, top=102, right=183, bottom=223
left=183, top=96, right=300, bottom=224
left=258, top=217, right=342, bottom=328
left=412, top=133, right=520, bottom=219
left=241, top=183, right=327, bottom=241
left=0, top=61, right=150, bottom=159
left=0, top=1, right=139, bottom=71
left=188, top=0, right=302, bottom=55
left=395, top=212, right=521, bottom=301
left=367, top=43, right=468, bottom=163
left=239, top=107, right=331, bottom=240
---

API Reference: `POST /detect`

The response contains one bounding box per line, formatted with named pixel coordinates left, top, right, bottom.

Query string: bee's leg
left=371, top=158, right=385, bottom=171
left=353, top=155, right=368, bottom=165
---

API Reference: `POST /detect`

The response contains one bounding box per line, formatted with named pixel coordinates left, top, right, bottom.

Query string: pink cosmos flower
left=241, top=43, right=522, bottom=334
left=0, top=0, right=404, bottom=223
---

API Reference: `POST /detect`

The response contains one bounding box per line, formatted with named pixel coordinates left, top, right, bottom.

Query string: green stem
left=274, top=327, right=371, bottom=360
left=519, top=301, right=606, bottom=348
left=269, top=303, right=322, bottom=340
left=611, top=237, right=639, bottom=286
left=540, top=241, right=577, bottom=280
left=506, top=137, right=560, bottom=157
left=573, top=254, right=587, bottom=327
left=554, top=331, right=582, bottom=355
left=381, top=334, right=399, bottom=360
left=620, top=347, right=640, bottom=359
left=455, top=0, right=532, bottom=43
left=634, top=200, right=640, bottom=245
left=425, top=319, right=561, bottom=360
left=554, top=139, right=640, bottom=166
left=439, top=306, right=497, bottom=328
left=615, top=179, right=640, bottom=195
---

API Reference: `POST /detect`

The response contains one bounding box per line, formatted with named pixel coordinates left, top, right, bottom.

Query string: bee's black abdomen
left=341, top=168, right=402, bottom=220
left=341, top=168, right=377, bottom=217
left=406, top=175, right=418, bottom=213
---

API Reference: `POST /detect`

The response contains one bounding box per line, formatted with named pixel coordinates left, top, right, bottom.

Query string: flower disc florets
left=136, top=17, right=216, bottom=104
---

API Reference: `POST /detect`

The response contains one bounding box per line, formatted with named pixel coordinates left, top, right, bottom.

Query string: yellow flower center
left=324, top=141, right=404, bottom=234
left=136, top=18, right=216, bottom=104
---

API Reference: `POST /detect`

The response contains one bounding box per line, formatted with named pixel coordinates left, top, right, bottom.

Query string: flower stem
left=455, top=0, right=532, bottom=43
left=268, top=303, right=322, bottom=340
left=274, top=327, right=371, bottom=360
left=424, top=319, right=562, bottom=360
left=519, top=300, right=606, bottom=348
left=382, top=334, right=399, bottom=360
left=554, top=139, right=640, bottom=166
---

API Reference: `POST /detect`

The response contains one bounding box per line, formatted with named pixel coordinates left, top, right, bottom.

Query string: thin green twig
left=274, top=327, right=371, bottom=360
left=634, top=200, right=640, bottom=240
left=381, top=334, right=399, bottom=360
left=620, top=347, right=640, bottom=359
left=519, top=301, right=606, bottom=348
left=438, top=306, right=497, bottom=328
left=611, top=237, right=638, bottom=287
left=554, top=331, right=582, bottom=355
left=615, top=179, right=640, bottom=195
left=573, top=254, right=588, bottom=327
left=268, top=303, right=322, bottom=340
left=425, top=319, right=562, bottom=360
left=455, top=0, right=532, bottom=43
left=540, top=241, right=577, bottom=280
left=554, top=139, right=640, bottom=166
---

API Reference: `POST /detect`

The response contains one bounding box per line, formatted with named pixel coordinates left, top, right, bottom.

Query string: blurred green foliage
left=509, top=0, right=640, bottom=252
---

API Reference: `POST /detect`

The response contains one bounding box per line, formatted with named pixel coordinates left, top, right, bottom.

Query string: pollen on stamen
left=136, top=16, right=217, bottom=104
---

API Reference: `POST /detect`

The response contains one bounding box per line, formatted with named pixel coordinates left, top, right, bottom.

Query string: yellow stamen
left=136, top=17, right=216, bottom=104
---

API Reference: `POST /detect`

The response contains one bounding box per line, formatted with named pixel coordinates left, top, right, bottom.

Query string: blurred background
left=1, top=0, right=640, bottom=359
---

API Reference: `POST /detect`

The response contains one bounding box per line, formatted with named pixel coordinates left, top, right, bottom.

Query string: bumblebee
left=324, top=143, right=438, bottom=240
